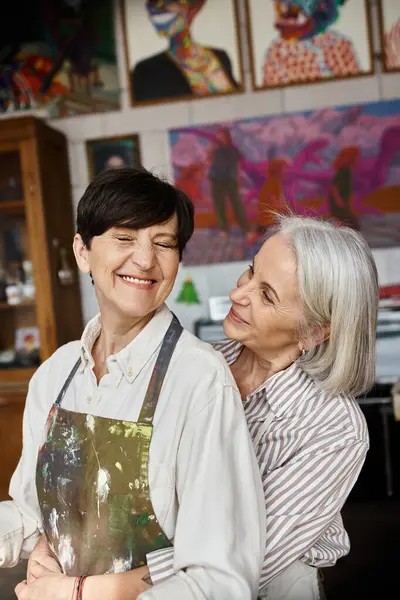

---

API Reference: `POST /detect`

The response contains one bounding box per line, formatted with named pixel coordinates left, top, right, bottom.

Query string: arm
left=0, top=368, right=49, bottom=567
left=262, top=441, right=367, bottom=585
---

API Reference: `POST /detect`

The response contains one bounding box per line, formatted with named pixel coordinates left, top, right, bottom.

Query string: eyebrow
left=153, top=232, right=178, bottom=241
left=252, top=258, right=280, bottom=302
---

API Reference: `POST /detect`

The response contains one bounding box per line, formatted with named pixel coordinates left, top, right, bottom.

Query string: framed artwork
left=0, top=0, right=119, bottom=118
left=86, top=136, right=141, bottom=180
left=121, top=0, right=244, bottom=106
left=245, top=0, right=374, bottom=91
left=169, top=99, right=400, bottom=266
left=377, top=0, right=400, bottom=72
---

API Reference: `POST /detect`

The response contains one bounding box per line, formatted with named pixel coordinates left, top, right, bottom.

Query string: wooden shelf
left=0, top=367, right=36, bottom=397
left=0, top=200, right=25, bottom=215
left=0, top=300, right=35, bottom=311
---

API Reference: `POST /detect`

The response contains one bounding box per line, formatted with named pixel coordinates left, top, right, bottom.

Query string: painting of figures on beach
left=0, top=0, right=119, bottom=117
left=169, top=99, right=400, bottom=266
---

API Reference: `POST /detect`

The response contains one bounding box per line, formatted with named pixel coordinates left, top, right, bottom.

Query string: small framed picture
left=121, top=0, right=244, bottom=106
left=86, top=135, right=141, bottom=180
left=377, top=1, right=400, bottom=72
left=245, top=0, right=374, bottom=91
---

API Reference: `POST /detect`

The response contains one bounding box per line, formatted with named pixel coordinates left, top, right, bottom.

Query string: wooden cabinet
left=0, top=116, right=83, bottom=499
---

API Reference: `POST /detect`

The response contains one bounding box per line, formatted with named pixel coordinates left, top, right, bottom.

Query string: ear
left=319, top=322, right=330, bottom=344
left=301, top=323, right=330, bottom=351
left=73, top=234, right=90, bottom=275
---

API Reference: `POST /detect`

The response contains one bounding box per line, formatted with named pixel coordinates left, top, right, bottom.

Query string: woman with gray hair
left=140, top=214, right=378, bottom=599
left=221, top=214, right=378, bottom=599
left=26, top=214, right=378, bottom=600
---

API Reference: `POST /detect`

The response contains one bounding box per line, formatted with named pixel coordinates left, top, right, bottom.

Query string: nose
left=229, top=279, right=251, bottom=306
left=130, top=243, right=156, bottom=271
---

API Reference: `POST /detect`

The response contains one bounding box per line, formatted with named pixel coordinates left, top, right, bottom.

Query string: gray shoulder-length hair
left=277, top=215, right=379, bottom=398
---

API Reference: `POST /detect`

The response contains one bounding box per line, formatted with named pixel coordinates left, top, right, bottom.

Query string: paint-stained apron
left=36, top=315, right=182, bottom=576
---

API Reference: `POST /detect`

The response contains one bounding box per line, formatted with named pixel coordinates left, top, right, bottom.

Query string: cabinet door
left=0, top=145, right=36, bottom=499
left=0, top=395, right=24, bottom=500
left=0, top=145, right=40, bottom=383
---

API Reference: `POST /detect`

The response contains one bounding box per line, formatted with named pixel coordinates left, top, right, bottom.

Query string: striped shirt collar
left=215, top=339, right=316, bottom=419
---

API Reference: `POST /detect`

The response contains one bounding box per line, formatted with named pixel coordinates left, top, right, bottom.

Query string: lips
left=274, top=3, right=310, bottom=35
left=118, top=275, right=156, bottom=286
left=229, top=307, right=249, bottom=325
left=151, top=12, right=177, bottom=26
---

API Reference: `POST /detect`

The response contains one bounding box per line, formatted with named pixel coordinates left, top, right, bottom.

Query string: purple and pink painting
left=169, top=99, right=400, bottom=265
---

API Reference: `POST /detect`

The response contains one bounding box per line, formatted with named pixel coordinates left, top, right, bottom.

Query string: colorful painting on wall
left=0, top=0, right=119, bottom=117
left=378, top=0, right=400, bottom=72
left=245, top=0, right=374, bottom=90
left=170, top=99, right=400, bottom=266
left=86, top=136, right=141, bottom=180
left=121, top=0, right=244, bottom=106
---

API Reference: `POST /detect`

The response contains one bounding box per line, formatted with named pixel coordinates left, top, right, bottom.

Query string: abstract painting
left=86, top=136, right=141, bottom=180
left=121, top=0, right=243, bottom=105
left=170, top=99, right=400, bottom=266
left=245, top=0, right=374, bottom=90
left=0, top=0, right=119, bottom=117
left=378, top=0, right=400, bottom=72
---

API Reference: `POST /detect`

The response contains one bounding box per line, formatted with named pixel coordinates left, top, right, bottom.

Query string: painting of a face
left=273, top=0, right=342, bottom=42
left=146, top=0, right=190, bottom=37
left=86, top=136, right=141, bottom=180
left=145, top=0, right=206, bottom=38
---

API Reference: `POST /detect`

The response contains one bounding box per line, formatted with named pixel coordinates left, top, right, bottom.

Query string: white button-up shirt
left=0, top=306, right=265, bottom=600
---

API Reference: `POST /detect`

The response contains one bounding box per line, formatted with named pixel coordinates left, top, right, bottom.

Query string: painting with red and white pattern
left=245, top=0, right=374, bottom=91
left=378, top=0, right=400, bottom=72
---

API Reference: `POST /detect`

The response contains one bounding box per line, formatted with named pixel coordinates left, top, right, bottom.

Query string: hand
left=15, top=567, right=74, bottom=600
left=27, top=535, right=62, bottom=584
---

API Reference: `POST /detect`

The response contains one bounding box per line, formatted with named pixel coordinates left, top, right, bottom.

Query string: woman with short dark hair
left=1, top=167, right=265, bottom=600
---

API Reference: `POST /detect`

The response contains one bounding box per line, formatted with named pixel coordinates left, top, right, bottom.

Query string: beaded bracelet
left=76, top=575, right=88, bottom=600
left=71, top=575, right=88, bottom=600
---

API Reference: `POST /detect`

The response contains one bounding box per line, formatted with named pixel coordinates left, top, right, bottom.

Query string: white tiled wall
left=41, top=0, right=400, bottom=330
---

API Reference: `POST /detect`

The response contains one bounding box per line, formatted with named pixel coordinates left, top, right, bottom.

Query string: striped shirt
left=148, top=339, right=369, bottom=591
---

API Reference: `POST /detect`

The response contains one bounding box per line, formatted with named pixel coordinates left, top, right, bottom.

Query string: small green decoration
left=176, top=277, right=201, bottom=305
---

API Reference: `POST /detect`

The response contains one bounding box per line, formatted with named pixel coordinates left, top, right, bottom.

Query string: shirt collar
left=79, top=305, right=173, bottom=382
left=217, top=339, right=315, bottom=418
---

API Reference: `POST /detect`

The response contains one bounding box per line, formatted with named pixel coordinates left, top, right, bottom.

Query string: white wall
left=45, top=0, right=400, bottom=332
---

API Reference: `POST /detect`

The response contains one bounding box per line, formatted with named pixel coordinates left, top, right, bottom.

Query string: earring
left=299, top=346, right=306, bottom=357
left=89, top=271, right=94, bottom=286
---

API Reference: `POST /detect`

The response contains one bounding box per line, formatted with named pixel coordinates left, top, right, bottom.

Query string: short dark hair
left=76, top=166, right=194, bottom=260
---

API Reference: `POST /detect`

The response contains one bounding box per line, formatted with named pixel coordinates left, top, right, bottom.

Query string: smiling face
left=273, top=1, right=313, bottom=40
left=145, top=0, right=205, bottom=38
left=73, top=215, right=180, bottom=323
left=224, top=233, right=304, bottom=363
left=272, top=0, right=342, bottom=41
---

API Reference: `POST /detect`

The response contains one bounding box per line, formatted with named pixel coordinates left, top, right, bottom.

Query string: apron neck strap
left=55, top=358, right=82, bottom=407
left=54, top=314, right=183, bottom=419
left=138, top=314, right=183, bottom=425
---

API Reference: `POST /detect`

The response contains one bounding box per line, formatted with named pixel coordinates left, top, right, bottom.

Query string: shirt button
left=127, top=367, right=133, bottom=377
left=87, top=396, right=92, bottom=403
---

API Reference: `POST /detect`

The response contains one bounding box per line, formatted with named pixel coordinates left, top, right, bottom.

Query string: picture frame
left=245, top=0, right=375, bottom=91
left=86, top=135, right=141, bottom=180
left=377, top=0, right=400, bottom=72
left=120, top=0, right=244, bottom=107
left=0, top=0, right=120, bottom=118
left=169, top=98, right=400, bottom=266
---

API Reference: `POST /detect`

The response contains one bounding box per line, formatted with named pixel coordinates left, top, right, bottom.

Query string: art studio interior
left=0, top=1, right=400, bottom=599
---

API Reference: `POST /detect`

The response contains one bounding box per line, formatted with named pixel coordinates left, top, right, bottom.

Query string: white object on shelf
left=208, top=296, right=231, bottom=322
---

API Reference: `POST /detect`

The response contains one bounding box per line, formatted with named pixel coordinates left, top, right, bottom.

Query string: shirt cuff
left=146, top=547, right=175, bottom=584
